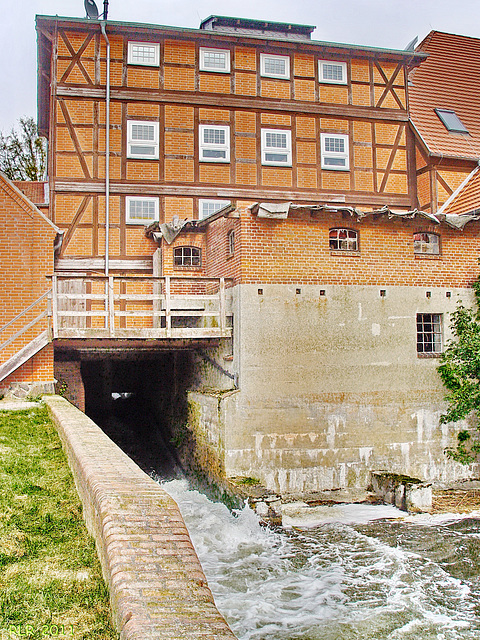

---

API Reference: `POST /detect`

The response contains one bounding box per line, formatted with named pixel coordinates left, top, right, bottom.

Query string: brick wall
left=0, top=177, right=56, bottom=390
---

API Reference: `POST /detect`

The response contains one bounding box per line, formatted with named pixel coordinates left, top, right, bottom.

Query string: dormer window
left=434, top=109, right=469, bottom=134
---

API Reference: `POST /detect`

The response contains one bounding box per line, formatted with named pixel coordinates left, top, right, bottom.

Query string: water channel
left=162, top=479, right=480, bottom=640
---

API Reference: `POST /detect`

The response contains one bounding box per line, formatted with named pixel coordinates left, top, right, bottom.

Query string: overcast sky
left=1, top=0, right=478, bottom=133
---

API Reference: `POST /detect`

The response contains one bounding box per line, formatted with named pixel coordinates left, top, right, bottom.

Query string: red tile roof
left=438, top=166, right=480, bottom=216
left=410, top=31, right=480, bottom=160
left=13, top=181, right=48, bottom=206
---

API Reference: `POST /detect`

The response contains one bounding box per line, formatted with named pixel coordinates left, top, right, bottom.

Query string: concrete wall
left=190, top=284, right=479, bottom=494
left=44, top=395, right=236, bottom=640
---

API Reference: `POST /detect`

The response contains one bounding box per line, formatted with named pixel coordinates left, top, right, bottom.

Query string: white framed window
left=127, top=121, right=159, bottom=159
left=414, top=232, right=440, bottom=255
left=260, top=54, right=290, bottom=79
left=199, top=199, right=231, bottom=220
left=199, top=125, right=230, bottom=162
left=126, top=197, right=159, bottom=224
left=261, top=129, right=292, bottom=166
left=321, top=133, right=350, bottom=171
left=417, top=313, right=443, bottom=355
left=319, top=60, right=347, bottom=85
left=127, top=42, right=160, bottom=66
left=199, top=48, right=230, bottom=73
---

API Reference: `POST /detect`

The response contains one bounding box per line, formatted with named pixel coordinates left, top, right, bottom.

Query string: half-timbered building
left=3, top=14, right=479, bottom=494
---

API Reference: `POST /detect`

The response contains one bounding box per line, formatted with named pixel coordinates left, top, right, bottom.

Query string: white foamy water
left=162, top=479, right=480, bottom=640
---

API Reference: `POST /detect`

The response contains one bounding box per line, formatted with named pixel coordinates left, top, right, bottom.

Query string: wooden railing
left=0, top=291, right=52, bottom=360
left=50, top=275, right=234, bottom=339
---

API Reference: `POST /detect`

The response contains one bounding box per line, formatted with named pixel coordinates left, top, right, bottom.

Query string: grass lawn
left=0, top=404, right=119, bottom=640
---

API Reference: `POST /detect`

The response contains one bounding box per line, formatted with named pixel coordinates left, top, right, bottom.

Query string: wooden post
left=51, top=275, right=59, bottom=338
left=219, top=277, right=226, bottom=336
left=153, top=248, right=161, bottom=329
left=47, top=291, right=53, bottom=341
left=108, top=276, right=115, bottom=337
left=165, top=276, right=171, bottom=338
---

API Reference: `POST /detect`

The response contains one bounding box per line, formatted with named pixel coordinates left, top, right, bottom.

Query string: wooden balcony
left=50, top=275, right=233, bottom=340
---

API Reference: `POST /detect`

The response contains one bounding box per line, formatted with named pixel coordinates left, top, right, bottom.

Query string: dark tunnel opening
left=80, top=352, right=193, bottom=479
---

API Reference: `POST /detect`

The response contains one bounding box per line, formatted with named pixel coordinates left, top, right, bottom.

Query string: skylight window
left=435, top=109, right=469, bottom=134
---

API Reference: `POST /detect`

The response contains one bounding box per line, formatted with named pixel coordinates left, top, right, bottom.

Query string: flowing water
left=162, top=479, right=480, bottom=640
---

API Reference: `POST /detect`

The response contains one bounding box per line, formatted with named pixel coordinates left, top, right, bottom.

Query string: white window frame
left=199, top=125, right=230, bottom=163
left=261, top=129, right=292, bottom=167
left=260, top=53, right=290, bottom=79
left=126, top=197, right=160, bottom=224
left=127, top=41, right=160, bottom=66
left=329, top=228, right=359, bottom=251
left=127, top=121, right=159, bottom=159
left=318, top=60, right=347, bottom=85
left=199, top=47, right=231, bottom=73
left=321, top=133, right=350, bottom=171
left=199, top=199, right=231, bottom=220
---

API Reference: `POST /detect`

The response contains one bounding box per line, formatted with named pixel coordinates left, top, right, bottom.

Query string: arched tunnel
left=56, top=348, right=196, bottom=479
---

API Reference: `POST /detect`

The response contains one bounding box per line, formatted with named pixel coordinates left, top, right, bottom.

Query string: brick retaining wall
left=44, top=396, right=237, bottom=640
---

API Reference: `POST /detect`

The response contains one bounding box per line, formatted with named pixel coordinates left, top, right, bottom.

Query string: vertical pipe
left=100, top=21, right=110, bottom=277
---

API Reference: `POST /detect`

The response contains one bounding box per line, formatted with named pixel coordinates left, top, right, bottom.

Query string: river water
left=162, top=479, right=480, bottom=640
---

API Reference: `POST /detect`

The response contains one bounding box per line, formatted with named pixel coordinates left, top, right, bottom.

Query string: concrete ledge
left=44, top=396, right=236, bottom=640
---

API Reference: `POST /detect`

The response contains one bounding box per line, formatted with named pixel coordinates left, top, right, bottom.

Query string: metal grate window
left=417, top=313, right=443, bottom=354
left=174, top=246, right=202, bottom=267
left=228, top=230, right=235, bottom=256
left=329, top=228, right=358, bottom=251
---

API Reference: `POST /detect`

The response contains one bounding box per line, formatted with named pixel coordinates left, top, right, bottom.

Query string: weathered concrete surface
left=192, top=284, right=480, bottom=494
left=44, top=395, right=236, bottom=640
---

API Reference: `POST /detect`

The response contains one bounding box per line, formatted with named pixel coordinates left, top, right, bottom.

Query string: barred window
left=329, top=228, right=358, bottom=251
left=228, top=230, right=235, bottom=256
left=173, top=246, right=202, bottom=267
left=417, top=313, right=443, bottom=354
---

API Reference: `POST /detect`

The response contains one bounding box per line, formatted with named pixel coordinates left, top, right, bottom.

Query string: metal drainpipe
left=100, top=20, right=110, bottom=278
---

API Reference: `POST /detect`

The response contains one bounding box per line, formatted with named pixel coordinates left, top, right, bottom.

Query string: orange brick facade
left=0, top=176, right=57, bottom=393
left=36, top=16, right=421, bottom=277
